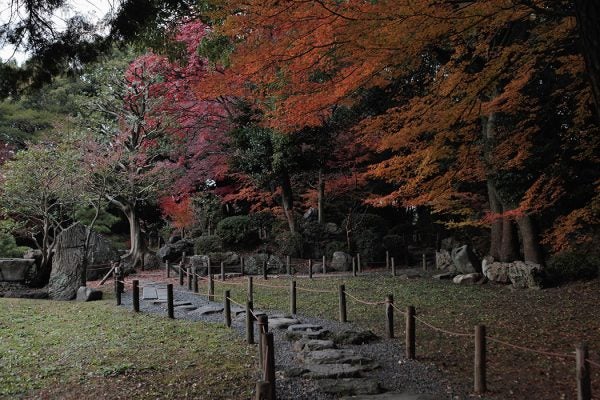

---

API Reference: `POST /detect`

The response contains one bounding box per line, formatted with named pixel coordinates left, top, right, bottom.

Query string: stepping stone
left=340, top=393, right=438, bottom=400
left=152, top=300, right=167, bottom=304
left=303, top=363, right=365, bottom=379
left=299, top=349, right=377, bottom=367
left=318, top=378, right=382, bottom=396
left=332, top=329, right=378, bottom=345
left=175, top=305, right=198, bottom=311
left=190, top=305, right=224, bottom=315
left=174, top=301, right=192, bottom=306
left=270, top=317, right=300, bottom=330
left=231, top=306, right=246, bottom=316
left=156, top=287, right=168, bottom=300
left=292, top=339, right=336, bottom=352
left=142, top=287, right=158, bottom=300
left=288, top=324, right=322, bottom=333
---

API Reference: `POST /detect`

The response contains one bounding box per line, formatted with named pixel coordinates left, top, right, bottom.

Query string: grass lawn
left=217, top=272, right=600, bottom=399
left=0, top=293, right=256, bottom=399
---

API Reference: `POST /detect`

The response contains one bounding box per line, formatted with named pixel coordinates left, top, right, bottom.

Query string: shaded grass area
left=217, top=273, right=600, bottom=399
left=0, top=295, right=256, bottom=399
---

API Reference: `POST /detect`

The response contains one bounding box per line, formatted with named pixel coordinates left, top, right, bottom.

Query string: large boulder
left=435, top=249, right=455, bottom=271
left=508, top=261, right=544, bottom=289
left=48, top=225, right=87, bottom=300
left=451, top=245, right=481, bottom=273
left=244, top=254, right=284, bottom=274
left=482, top=257, right=510, bottom=284
left=331, top=252, right=352, bottom=271
left=0, top=259, right=36, bottom=282
left=85, top=232, right=121, bottom=280
left=157, top=239, right=194, bottom=262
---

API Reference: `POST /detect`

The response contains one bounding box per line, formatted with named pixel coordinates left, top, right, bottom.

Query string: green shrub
left=546, top=251, right=600, bottom=284
left=194, top=235, right=223, bottom=254
left=0, top=233, right=30, bottom=258
left=275, top=231, right=304, bottom=258
left=382, top=234, right=406, bottom=260
left=216, top=216, right=256, bottom=247
left=354, top=228, right=385, bottom=262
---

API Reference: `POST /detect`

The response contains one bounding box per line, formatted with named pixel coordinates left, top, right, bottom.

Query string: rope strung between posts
left=253, top=281, right=289, bottom=289
left=486, top=335, right=578, bottom=360
left=413, top=315, right=474, bottom=338
left=344, top=290, right=385, bottom=306
left=295, top=286, right=336, bottom=294
left=389, top=302, right=407, bottom=316
left=227, top=296, right=259, bottom=320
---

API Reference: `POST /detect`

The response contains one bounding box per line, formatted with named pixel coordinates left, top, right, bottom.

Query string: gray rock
left=318, top=378, right=382, bottom=396
left=292, top=339, right=336, bottom=352
left=174, top=305, right=198, bottom=311
left=84, top=230, right=121, bottom=280
left=508, top=261, right=544, bottom=289
left=332, top=329, right=378, bottom=345
left=244, top=254, right=284, bottom=274
left=452, top=273, right=483, bottom=285
left=269, top=317, right=301, bottom=330
left=48, top=225, right=89, bottom=300
left=288, top=323, right=323, bottom=332
left=303, top=207, right=318, bottom=220
left=300, top=349, right=376, bottom=367
left=435, top=250, right=454, bottom=271
left=75, top=286, right=103, bottom=301
left=303, top=363, right=367, bottom=379
left=432, top=272, right=456, bottom=280
left=157, top=239, right=194, bottom=262
left=331, top=251, right=352, bottom=271
left=451, top=245, right=481, bottom=273
left=190, top=305, right=224, bottom=315
left=142, top=286, right=158, bottom=299
left=0, top=259, right=35, bottom=282
left=440, top=237, right=460, bottom=251
left=482, top=257, right=510, bottom=284
left=325, top=222, right=339, bottom=234
left=23, top=249, right=42, bottom=266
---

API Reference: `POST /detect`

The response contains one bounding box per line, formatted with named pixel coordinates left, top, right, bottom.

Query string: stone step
left=303, top=363, right=367, bottom=379
left=288, top=323, right=322, bottom=332
left=189, top=305, right=224, bottom=315
left=292, top=339, right=336, bottom=352
left=175, top=305, right=198, bottom=311
left=299, top=349, right=377, bottom=368
left=269, top=317, right=301, bottom=330
left=318, top=378, right=382, bottom=396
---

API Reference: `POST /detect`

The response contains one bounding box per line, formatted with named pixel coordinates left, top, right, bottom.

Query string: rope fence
left=108, top=253, right=599, bottom=400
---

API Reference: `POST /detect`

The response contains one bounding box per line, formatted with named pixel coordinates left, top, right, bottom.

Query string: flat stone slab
left=288, top=324, right=323, bottom=332
left=190, top=305, right=224, bottom=315
left=156, top=288, right=168, bottom=300
left=142, top=287, right=158, bottom=299
left=231, top=306, right=246, bottom=315
left=332, top=329, right=378, bottom=345
left=270, top=317, right=301, bottom=330
left=300, top=349, right=376, bottom=367
left=340, top=393, right=438, bottom=400
left=174, top=301, right=192, bottom=306
left=318, top=378, right=382, bottom=396
left=292, top=339, right=336, bottom=352
left=303, top=363, right=365, bottom=379
left=174, top=305, right=198, bottom=311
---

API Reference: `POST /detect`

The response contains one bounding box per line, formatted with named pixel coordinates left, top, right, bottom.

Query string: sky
left=0, top=0, right=116, bottom=64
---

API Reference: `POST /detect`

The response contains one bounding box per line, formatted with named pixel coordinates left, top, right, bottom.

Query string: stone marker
left=75, top=286, right=103, bottom=302
left=142, top=287, right=158, bottom=299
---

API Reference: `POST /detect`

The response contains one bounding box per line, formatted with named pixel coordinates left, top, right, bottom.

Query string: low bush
left=545, top=251, right=600, bottom=284
left=275, top=231, right=304, bottom=257
left=0, top=233, right=30, bottom=258
left=216, top=216, right=257, bottom=247
left=194, top=235, right=223, bottom=254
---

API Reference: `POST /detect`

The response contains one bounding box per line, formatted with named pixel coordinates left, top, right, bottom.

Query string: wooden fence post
left=224, top=290, right=232, bottom=327
left=166, top=260, right=170, bottom=278
left=352, top=257, right=357, bottom=277
left=240, top=257, right=245, bottom=276
left=141, top=254, right=145, bottom=271
left=391, top=257, right=396, bottom=277
left=246, top=300, right=254, bottom=345
left=257, top=315, right=269, bottom=369
left=263, top=332, right=276, bottom=400
left=193, top=267, right=198, bottom=293
left=406, top=306, right=415, bottom=359
left=167, top=283, right=174, bottom=319
left=208, top=274, right=214, bottom=301
left=386, top=251, right=390, bottom=269
left=286, top=255, right=291, bottom=275
left=179, top=265, right=184, bottom=286
left=357, top=253, right=362, bottom=273
left=422, top=253, right=427, bottom=271
left=308, top=259, right=313, bottom=279
left=262, top=261, right=268, bottom=280
left=474, top=324, right=487, bottom=394
left=322, top=255, right=326, bottom=274
left=132, top=280, right=139, bottom=312
left=385, top=294, right=394, bottom=338
left=115, top=267, right=122, bottom=306
left=576, top=342, right=592, bottom=400
left=187, top=267, right=192, bottom=290
left=221, top=262, right=225, bottom=281
left=255, top=381, right=271, bottom=400
left=290, top=280, right=297, bottom=315
left=339, top=284, right=347, bottom=323
left=248, top=276, right=254, bottom=303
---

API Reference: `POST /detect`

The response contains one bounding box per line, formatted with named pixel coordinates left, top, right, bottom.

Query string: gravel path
left=116, top=278, right=455, bottom=399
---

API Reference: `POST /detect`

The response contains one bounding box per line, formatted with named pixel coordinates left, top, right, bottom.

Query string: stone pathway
left=117, top=278, right=455, bottom=399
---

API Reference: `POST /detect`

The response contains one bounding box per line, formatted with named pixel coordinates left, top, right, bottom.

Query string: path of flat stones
left=121, top=280, right=453, bottom=400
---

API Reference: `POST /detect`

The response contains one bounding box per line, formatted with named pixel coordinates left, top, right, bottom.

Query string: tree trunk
left=125, top=206, right=146, bottom=268
left=575, top=0, right=600, bottom=123
left=516, top=214, right=544, bottom=265
left=487, top=180, right=503, bottom=259
left=280, top=171, right=296, bottom=233
left=500, top=217, right=519, bottom=262
left=317, top=169, right=325, bottom=224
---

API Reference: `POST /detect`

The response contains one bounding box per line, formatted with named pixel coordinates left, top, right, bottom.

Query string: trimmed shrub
left=275, top=231, right=304, bottom=258
left=354, top=229, right=385, bottom=262
left=545, top=251, right=600, bottom=284
left=216, top=216, right=257, bottom=247
left=194, top=235, right=223, bottom=254
left=0, top=233, right=30, bottom=258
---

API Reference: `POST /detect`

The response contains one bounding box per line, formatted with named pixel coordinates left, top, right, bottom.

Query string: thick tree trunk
left=317, top=169, right=325, bottom=224
left=500, top=217, right=520, bottom=262
left=125, top=206, right=146, bottom=267
left=575, top=0, right=600, bottom=122
left=516, top=214, right=544, bottom=265
left=280, top=172, right=296, bottom=233
left=487, top=180, right=503, bottom=259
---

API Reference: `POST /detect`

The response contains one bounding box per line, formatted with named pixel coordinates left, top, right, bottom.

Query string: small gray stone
left=270, top=317, right=301, bottom=330
left=75, top=286, right=103, bottom=301
left=452, top=273, right=483, bottom=285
